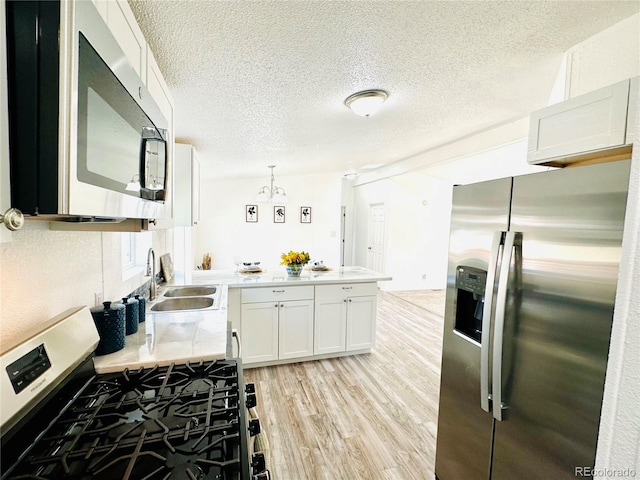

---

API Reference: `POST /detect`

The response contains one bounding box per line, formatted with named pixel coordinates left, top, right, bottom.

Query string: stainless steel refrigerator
left=434, top=159, right=631, bottom=480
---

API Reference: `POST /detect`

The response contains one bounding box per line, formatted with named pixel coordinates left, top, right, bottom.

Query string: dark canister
left=90, top=301, right=126, bottom=355
left=120, top=297, right=139, bottom=335
left=134, top=294, right=146, bottom=323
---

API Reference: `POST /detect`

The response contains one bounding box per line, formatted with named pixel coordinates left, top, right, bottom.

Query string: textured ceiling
left=128, top=0, right=639, bottom=180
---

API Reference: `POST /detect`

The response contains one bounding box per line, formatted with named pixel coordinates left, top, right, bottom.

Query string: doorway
left=367, top=203, right=385, bottom=273
left=340, top=206, right=346, bottom=266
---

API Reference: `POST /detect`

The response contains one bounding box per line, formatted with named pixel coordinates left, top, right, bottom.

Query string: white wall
left=0, top=225, right=171, bottom=353
left=418, top=139, right=550, bottom=185
left=352, top=172, right=452, bottom=291
left=597, top=152, right=640, bottom=480
left=566, top=13, right=640, bottom=98
left=350, top=139, right=552, bottom=291
left=584, top=12, right=640, bottom=478
left=194, top=172, right=343, bottom=271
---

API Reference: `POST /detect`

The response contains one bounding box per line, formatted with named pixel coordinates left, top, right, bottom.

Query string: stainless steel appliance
left=435, top=159, right=631, bottom=480
left=0, top=307, right=270, bottom=480
left=5, top=0, right=170, bottom=221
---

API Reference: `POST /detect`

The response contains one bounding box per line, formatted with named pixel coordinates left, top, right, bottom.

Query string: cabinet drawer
left=315, top=283, right=377, bottom=300
left=242, top=285, right=314, bottom=303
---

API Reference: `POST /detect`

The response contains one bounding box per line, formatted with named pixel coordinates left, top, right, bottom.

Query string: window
left=121, top=231, right=152, bottom=280
left=121, top=232, right=135, bottom=271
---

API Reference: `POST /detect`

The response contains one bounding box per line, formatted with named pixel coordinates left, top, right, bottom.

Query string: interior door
left=491, top=160, right=631, bottom=480
left=367, top=203, right=385, bottom=272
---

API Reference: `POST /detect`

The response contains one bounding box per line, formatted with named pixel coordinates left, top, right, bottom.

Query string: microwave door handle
left=139, top=127, right=163, bottom=188
left=480, top=231, right=505, bottom=413
left=139, top=137, right=148, bottom=188
left=492, top=231, right=521, bottom=421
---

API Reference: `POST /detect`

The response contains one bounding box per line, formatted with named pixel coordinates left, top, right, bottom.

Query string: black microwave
left=5, top=0, right=171, bottom=221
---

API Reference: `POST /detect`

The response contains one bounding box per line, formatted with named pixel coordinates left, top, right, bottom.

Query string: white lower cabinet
left=345, top=295, right=377, bottom=351
left=240, top=283, right=378, bottom=365
left=314, top=297, right=347, bottom=355
left=278, top=300, right=314, bottom=360
left=314, top=283, right=377, bottom=355
left=241, top=286, right=314, bottom=365
left=241, top=302, right=279, bottom=364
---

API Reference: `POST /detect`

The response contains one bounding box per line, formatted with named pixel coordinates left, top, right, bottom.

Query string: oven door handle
left=232, top=328, right=242, bottom=358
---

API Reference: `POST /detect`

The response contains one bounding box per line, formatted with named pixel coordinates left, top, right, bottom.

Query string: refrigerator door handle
left=480, top=231, right=505, bottom=413
left=492, top=231, right=521, bottom=421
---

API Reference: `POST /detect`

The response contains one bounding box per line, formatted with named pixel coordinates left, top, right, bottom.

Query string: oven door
left=65, top=1, right=170, bottom=220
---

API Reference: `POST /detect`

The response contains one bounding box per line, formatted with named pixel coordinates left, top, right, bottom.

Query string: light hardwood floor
left=244, top=290, right=444, bottom=480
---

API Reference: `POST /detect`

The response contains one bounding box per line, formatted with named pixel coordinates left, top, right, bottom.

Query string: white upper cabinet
left=91, top=0, right=174, bottom=229
left=174, top=144, right=201, bottom=226
left=626, top=77, right=638, bottom=145
left=527, top=78, right=636, bottom=166
left=93, top=0, right=147, bottom=83
left=146, top=47, right=173, bottom=127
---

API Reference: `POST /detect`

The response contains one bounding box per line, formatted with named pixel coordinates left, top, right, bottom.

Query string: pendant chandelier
left=256, top=165, right=288, bottom=203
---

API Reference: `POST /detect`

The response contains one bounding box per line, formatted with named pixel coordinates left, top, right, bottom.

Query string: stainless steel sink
left=164, top=286, right=217, bottom=297
left=151, top=297, right=214, bottom=312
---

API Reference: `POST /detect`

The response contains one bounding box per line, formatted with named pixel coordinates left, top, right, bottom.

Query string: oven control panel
left=6, top=344, right=51, bottom=394
left=0, top=306, right=99, bottom=432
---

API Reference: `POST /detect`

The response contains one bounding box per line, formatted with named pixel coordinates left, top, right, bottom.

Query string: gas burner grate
left=4, top=360, right=246, bottom=480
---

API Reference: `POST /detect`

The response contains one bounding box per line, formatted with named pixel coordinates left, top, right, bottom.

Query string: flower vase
left=286, top=264, right=304, bottom=277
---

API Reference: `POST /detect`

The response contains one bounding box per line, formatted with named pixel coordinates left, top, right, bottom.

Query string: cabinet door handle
left=275, top=304, right=279, bottom=308
left=342, top=286, right=352, bottom=290
left=344, top=299, right=347, bottom=303
left=348, top=299, right=352, bottom=302
left=273, top=289, right=285, bottom=293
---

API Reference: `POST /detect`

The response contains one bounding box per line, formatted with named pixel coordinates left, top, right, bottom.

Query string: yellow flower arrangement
left=280, top=250, right=311, bottom=266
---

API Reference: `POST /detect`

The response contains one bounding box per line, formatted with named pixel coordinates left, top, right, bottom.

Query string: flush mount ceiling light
left=256, top=165, right=288, bottom=203
left=345, top=89, right=388, bottom=117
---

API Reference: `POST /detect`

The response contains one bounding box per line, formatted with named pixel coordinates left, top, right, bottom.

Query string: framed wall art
left=246, top=205, right=258, bottom=222
left=301, top=206, right=311, bottom=223
left=274, top=206, right=285, bottom=223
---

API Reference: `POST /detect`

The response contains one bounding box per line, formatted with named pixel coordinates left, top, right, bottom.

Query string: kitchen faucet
left=146, top=248, right=157, bottom=300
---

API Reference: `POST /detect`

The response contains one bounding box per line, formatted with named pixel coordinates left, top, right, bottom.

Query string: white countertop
left=184, top=265, right=392, bottom=288
left=93, top=285, right=229, bottom=373
left=92, top=267, right=390, bottom=373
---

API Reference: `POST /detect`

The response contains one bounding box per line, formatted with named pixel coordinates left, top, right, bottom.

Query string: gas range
left=0, top=307, right=269, bottom=480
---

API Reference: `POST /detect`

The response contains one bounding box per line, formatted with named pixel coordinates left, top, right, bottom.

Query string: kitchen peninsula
left=191, top=266, right=392, bottom=367
left=93, top=267, right=391, bottom=372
